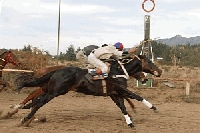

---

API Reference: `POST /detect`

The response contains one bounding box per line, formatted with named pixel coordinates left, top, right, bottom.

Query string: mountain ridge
left=156, top=35, right=200, bottom=46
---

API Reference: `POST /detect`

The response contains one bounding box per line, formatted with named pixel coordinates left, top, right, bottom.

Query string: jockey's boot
left=102, top=72, right=108, bottom=78
left=90, top=71, right=96, bottom=76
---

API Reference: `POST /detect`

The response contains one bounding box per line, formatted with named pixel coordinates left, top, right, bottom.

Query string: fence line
left=147, top=77, right=200, bottom=82
left=1, top=69, right=34, bottom=73
left=146, top=77, right=200, bottom=96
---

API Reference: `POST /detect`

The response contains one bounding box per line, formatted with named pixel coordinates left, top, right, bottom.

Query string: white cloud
left=41, top=4, right=117, bottom=14
left=96, top=16, right=144, bottom=26
left=1, top=0, right=200, bottom=55
left=29, top=15, right=44, bottom=18
left=22, top=3, right=32, bottom=7
left=159, top=0, right=196, bottom=3
left=2, top=0, right=118, bottom=14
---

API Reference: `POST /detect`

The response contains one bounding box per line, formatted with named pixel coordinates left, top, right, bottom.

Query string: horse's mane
left=0, top=50, right=10, bottom=56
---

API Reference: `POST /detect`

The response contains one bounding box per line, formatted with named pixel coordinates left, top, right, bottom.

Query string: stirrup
left=102, top=73, right=108, bottom=78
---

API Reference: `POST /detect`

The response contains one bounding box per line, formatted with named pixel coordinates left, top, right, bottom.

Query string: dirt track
left=0, top=84, right=200, bottom=133
left=1, top=65, right=200, bottom=133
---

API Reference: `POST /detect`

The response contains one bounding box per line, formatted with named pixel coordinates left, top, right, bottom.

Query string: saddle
left=85, top=69, right=106, bottom=82
left=84, top=68, right=107, bottom=96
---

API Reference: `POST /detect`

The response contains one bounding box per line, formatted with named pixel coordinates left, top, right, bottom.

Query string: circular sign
left=142, top=0, right=155, bottom=13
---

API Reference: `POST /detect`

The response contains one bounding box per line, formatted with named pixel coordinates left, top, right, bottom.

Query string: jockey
left=76, top=49, right=86, bottom=60
left=87, top=42, right=138, bottom=77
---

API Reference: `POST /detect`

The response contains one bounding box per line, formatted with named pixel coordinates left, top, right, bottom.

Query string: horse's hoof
left=10, top=104, right=24, bottom=109
left=21, top=117, right=35, bottom=127
left=128, top=123, right=134, bottom=128
left=151, top=106, right=157, bottom=110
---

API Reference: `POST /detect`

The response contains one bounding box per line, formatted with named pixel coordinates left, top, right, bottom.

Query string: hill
left=156, top=35, right=200, bottom=46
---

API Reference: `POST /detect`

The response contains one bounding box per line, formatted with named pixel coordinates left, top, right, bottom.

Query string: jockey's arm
left=128, top=47, right=138, bottom=54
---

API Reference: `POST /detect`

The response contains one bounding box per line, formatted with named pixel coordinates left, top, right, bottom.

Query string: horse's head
left=107, top=53, right=162, bottom=80
left=117, top=54, right=162, bottom=78
left=137, top=55, right=162, bottom=77
left=0, top=51, right=21, bottom=67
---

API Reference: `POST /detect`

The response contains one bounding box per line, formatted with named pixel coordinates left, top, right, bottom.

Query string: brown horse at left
left=0, top=51, right=21, bottom=91
left=10, top=65, right=148, bottom=125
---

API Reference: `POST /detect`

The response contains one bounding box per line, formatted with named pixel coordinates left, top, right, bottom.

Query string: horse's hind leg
left=10, top=88, right=44, bottom=109
left=21, top=93, right=53, bottom=126
left=21, top=91, right=48, bottom=110
left=110, top=95, right=134, bottom=128
left=22, top=88, right=44, bottom=105
left=124, top=97, right=137, bottom=113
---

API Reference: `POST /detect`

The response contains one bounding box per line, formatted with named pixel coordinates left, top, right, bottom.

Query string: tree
left=22, top=44, right=32, bottom=51
left=65, top=44, right=76, bottom=61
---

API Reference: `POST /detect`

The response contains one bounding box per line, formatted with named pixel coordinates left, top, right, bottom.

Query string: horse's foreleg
left=120, top=88, right=157, bottom=111
left=21, top=93, right=53, bottom=126
left=110, top=95, right=134, bottom=128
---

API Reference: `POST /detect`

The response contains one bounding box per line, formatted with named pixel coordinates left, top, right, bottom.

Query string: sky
left=1, top=0, right=200, bottom=55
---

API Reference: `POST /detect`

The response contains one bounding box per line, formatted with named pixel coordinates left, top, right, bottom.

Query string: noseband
left=0, top=52, right=18, bottom=66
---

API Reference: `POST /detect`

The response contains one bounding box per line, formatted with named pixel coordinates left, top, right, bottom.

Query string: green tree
left=65, top=44, right=76, bottom=61
left=22, top=44, right=32, bottom=51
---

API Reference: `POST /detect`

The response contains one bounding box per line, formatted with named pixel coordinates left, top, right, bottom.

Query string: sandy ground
left=1, top=65, right=200, bottom=133
left=0, top=84, right=200, bottom=133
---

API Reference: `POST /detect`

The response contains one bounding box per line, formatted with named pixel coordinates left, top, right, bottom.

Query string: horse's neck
left=122, top=58, right=142, bottom=76
left=0, top=59, right=6, bottom=70
left=0, top=53, right=8, bottom=69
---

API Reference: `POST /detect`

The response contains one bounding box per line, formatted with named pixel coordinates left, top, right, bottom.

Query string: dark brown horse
left=0, top=51, right=21, bottom=91
left=11, top=66, right=147, bottom=113
left=16, top=54, right=162, bottom=128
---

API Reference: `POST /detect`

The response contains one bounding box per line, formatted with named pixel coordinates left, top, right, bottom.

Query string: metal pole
left=56, top=0, right=61, bottom=65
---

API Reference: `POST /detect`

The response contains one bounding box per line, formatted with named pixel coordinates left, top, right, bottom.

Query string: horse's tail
left=16, top=70, right=56, bottom=91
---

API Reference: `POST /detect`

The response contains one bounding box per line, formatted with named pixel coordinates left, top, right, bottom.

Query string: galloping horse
left=16, top=54, right=162, bottom=128
left=11, top=66, right=147, bottom=115
left=0, top=51, right=21, bottom=91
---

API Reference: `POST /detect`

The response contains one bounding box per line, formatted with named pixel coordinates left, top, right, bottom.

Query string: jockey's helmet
left=114, top=42, right=124, bottom=51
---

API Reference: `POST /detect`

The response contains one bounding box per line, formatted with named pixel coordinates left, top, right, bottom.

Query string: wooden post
left=56, top=0, right=61, bottom=66
left=186, top=81, right=190, bottom=96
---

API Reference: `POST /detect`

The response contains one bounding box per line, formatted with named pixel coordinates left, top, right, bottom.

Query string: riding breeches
left=88, top=53, right=108, bottom=73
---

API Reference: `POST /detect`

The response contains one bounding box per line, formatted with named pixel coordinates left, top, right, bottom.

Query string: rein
left=4, top=52, right=18, bottom=66
left=103, top=53, right=147, bottom=80
left=117, top=60, right=130, bottom=79
left=110, top=53, right=143, bottom=80
left=0, top=58, right=6, bottom=69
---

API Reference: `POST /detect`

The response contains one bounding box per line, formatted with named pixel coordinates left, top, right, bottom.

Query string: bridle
left=0, top=52, right=19, bottom=67
left=118, top=54, right=156, bottom=79
left=113, top=54, right=143, bottom=79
